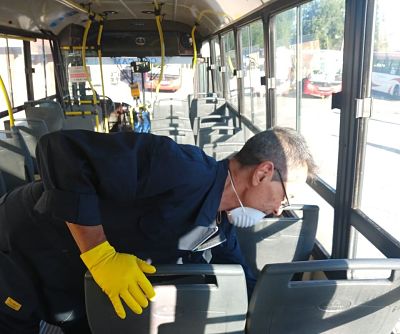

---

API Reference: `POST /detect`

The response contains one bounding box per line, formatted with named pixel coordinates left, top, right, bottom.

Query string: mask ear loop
left=228, top=169, right=246, bottom=212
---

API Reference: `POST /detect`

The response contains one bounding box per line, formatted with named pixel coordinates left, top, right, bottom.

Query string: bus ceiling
left=0, top=0, right=270, bottom=39
left=57, top=20, right=199, bottom=57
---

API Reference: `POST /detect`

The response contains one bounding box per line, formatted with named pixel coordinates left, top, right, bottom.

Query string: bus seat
left=153, top=99, right=190, bottom=119
left=197, top=125, right=240, bottom=148
left=5, top=118, right=49, bottom=172
left=71, top=103, right=103, bottom=124
left=151, top=127, right=195, bottom=145
left=202, top=142, right=244, bottom=160
left=0, top=170, right=6, bottom=197
left=85, top=264, right=248, bottom=334
left=0, top=128, right=35, bottom=192
left=25, top=102, right=65, bottom=133
left=193, top=114, right=234, bottom=140
left=63, top=115, right=97, bottom=131
left=151, top=117, right=191, bottom=130
left=189, top=97, right=227, bottom=130
left=236, top=204, right=319, bottom=277
left=246, top=258, right=400, bottom=334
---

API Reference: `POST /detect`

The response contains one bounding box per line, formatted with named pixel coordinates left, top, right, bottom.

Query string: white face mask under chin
left=226, top=170, right=266, bottom=228
left=227, top=206, right=266, bottom=228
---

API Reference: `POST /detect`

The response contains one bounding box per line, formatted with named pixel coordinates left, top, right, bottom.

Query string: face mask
left=226, top=170, right=266, bottom=228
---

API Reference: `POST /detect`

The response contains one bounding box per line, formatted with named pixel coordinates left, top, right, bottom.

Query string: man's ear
left=252, top=161, right=274, bottom=186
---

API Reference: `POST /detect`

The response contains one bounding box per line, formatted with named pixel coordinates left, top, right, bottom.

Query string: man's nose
left=273, top=206, right=284, bottom=216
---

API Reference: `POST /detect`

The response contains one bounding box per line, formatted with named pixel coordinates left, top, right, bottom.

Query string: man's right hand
left=80, top=241, right=156, bottom=319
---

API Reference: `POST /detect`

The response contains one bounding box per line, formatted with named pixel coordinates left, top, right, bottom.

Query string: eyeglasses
left=276, top=169, right=291, bottom=209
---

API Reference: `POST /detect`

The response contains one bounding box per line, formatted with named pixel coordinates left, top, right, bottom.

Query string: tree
left=373, top=0, right=389, bottom=52
left=275, top=8, right=296, bottom=48
left=302, top=0, right=345, bottom=50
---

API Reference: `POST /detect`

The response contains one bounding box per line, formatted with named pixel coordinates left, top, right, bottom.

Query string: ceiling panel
left=0, top=0, right=269, bottom=37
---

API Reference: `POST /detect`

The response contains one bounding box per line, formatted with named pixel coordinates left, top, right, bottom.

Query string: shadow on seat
left=236, top=204, right=319, bottom=277
left=85, top=264, right=247, bottom=334
left=246, top=258, right=400, bottom=334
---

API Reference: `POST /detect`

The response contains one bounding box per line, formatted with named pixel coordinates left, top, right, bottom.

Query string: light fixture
left=102, top=10, right=118, bottom=16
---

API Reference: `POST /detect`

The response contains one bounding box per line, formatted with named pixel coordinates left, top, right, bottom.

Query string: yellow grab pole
left=154, top=0, right=165, bottom=98
left=82, top=16, right=100, bottom=131
left=65, top=111, right=93, bottom=116
left=191, top=24, right=198, bottom=69
left=97, top=18, right=109, bottom=133
left=0, top=74, right=14, bottom=128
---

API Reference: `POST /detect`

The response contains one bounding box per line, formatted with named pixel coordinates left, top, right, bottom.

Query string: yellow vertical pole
left=82, top=16, right=100, bottom=132
left=97, top=18, right=109, bottom=133
left=0, top=74, right=14, bottom=127
left=191, top=24, right=198, bottom=69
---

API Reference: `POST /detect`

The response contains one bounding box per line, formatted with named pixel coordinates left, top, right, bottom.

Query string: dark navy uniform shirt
left=33, top=130, right=255, bottom=291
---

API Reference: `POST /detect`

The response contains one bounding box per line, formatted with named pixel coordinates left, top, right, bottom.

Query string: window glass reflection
left=0, top=38, right=11, bottom=111
left=360, top=0, right=400, bottom=240
left=299, top=0, right=344, bottom=189
left=31, top=39, right=46, bottom=99
left=44, top=40, right=56, bottom=97
left=211, top=38, right=223, bottom=96
left=222, top=31, right=238, bottom=109
left=240, top=20, right=266, bottom=128
left=274, top=8, right=297, bottom=128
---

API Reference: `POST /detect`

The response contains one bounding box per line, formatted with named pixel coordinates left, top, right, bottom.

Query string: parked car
left=302, top=77, right=342, bottom=98
left=144, top=64, right=182, bottom=92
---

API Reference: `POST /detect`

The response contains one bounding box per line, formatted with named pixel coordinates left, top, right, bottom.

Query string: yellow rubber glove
left=80, top=241, right=156, bottom=319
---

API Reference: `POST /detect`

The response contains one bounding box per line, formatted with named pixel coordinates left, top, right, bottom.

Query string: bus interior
left=1, top=0, right=400, bottom=333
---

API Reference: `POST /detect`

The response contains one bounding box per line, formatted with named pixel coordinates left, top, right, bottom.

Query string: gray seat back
left=0, top=128, right=35, bottom=191
left=151, top=117, right=191, bottom=130
left=236, top=204, right=319, bottom=276
left=63, top=115, right=97, bottom=131
left=202, top=142, right=244, bottom=160
left=246, top=258, right=400, bottom=334
left=5, top=119, right=49, bottom=170
left=151, top=127, right=195, bottom=145
left=25, top=100, right=65, bottom=133
left=189, top=97, right=227, bottom=126
left=153, top=99, right=189, bottom=119
left=85, top=264, right=247, bottom=334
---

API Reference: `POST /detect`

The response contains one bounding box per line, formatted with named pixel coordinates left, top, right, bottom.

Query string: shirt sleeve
left=34, top=130, right=156, bottom=226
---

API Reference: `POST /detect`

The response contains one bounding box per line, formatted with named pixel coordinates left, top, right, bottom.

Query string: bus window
left=44, top=40, right=56, bottom=97
left=301, top=50, right=342, bottom=98
left=273, top=0, right=345, bottom=254
left=144, top=64, right=182, bottom=92
left=0, top=37, right=11, bottom=112
left=222, top=30, right=238, bottom=109
left=31, top=39, right=47, bottom=100
left=197, top=41, right=211, bottom=94
left=0, top=37, right=27, bottom=109
left=372, top=52, right=400, bottom=98
left=357, top=0, right=400, bottom=253
left=240, top=20, right=266, bottom=129
left=72, top=57, right=190, bottom=107
left=274, top=8, right=297, bottom=129
left=211, top=37, right=223, bottom=97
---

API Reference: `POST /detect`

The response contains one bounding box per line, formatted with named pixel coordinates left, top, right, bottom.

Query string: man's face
left=241, top=163, right=309, bottom=216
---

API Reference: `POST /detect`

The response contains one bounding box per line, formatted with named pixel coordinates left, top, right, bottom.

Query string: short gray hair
left=233, top=127, right=317, bottom=181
